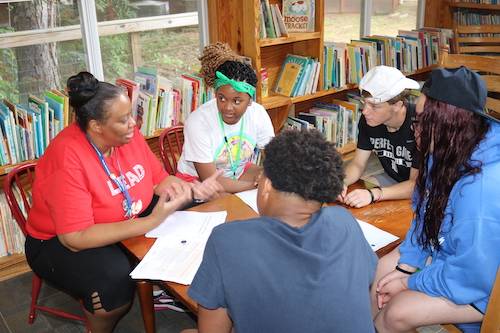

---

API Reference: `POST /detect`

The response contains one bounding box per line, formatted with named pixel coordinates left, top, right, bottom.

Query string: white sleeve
left=254, top=104, right=275, bottom=149
left=182, top=110, right=215, bottom=164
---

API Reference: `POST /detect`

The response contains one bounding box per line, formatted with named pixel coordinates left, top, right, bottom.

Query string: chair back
left=158, top=125, right=184, bottom=175
left=438, top=45, right=500, bottom=121
left=3, top=162, right=37, bottom=237
left=453, top=23, right=500, bottom=55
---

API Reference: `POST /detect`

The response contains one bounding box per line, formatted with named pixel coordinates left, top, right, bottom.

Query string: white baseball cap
left=359, top=66, right=420, bottom=103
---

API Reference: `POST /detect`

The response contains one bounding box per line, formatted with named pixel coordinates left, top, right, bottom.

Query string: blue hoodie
left=399, top=120, right=500, bottom=313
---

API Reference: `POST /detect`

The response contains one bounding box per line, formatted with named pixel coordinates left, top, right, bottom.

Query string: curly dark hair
left=66, top=71, right=125, bottom=131
left=198, top=42, right=243, bottom=87
left=414, top=97, right=489, bottom=250
left=216, top=61, right=258, bottom=88
left=263, top=130, right=345, bottom=203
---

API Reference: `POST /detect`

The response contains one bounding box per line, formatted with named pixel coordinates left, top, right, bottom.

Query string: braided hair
left=198, top=42, right=245, bottom=87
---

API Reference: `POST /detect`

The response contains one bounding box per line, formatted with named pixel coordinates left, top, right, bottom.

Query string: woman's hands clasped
left=375, top=266, right=415, bottom=309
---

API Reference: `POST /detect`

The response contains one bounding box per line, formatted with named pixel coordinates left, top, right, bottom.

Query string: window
left=1, top=0, right=423, bottom=104
left=0, top=0, right=201, bottom=103
left=324, top=0, right=420, bottom=43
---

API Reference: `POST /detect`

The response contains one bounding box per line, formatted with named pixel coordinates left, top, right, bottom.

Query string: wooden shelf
left=259, top=32, right=322, bottom=47
left=0, top=253, right=30, bottom=282
left=444, top=2, right=500, bottom=11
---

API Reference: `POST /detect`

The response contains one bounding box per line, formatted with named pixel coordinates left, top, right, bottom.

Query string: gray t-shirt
left=188, top=205, right=378, bottom=333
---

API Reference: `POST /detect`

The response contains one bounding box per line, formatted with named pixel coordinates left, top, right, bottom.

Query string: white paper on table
left=130, top=234, right=207, bottom=285
left=235, top=189, right=259, bottom=214
left=357, top=219, right=399, bottom=252
left=146, top=211, right=227, bottom=238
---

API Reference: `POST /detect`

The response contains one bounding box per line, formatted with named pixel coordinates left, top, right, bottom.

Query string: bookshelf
left=207, top=0, right=434, bottom=139
left=424, top=0, right=500, bottom=29
left=206, top=0, right=325, bottom=133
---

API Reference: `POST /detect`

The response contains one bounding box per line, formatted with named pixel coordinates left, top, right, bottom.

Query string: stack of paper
left=131, top=210, right=227, bottom=285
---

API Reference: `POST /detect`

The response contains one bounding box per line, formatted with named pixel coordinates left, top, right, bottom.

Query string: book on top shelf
left=260, top=0, right=277, bottom=38
left=271, top=4, right=289, bottom=37
left=282, top=0, right=315, bottom=33
left=45, top=91, right=65, bottom=133
left=135, top=67, right=160, bottom=136
left=28, top=94, right=50, bottom=151
left=116, top=78, right=140, bottom=121
left=2, top=99, right=22, bottom=164
left=0, top=101, right=15, bottom=165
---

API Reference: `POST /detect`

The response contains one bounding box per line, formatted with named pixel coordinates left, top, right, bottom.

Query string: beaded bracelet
left=374, top=186, right=383, bottom=203
left=395, top=265, right=415, bottom=275
left=367, top=188, right=374, bottom=204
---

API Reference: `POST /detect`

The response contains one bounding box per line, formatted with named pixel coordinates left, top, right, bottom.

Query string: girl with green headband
left=176, top=60, right=275, bottom=194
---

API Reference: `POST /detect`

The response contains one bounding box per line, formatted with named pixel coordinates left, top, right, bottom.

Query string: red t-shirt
left=27, top=123, right=168, bottom=240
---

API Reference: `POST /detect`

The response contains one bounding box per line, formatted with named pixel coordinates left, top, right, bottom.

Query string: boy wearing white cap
left=339, top=66, right=420, bottom=208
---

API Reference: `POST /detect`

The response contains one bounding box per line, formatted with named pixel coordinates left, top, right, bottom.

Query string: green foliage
left=101, top=34, right=135, bottom=80
left=139, top=28, right=200, bottom=78
left=0, top=27, right=19, bottom=104
left=95, top=0, right=138, bottom=20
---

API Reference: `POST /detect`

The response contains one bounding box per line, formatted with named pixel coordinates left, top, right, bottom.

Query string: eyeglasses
left=410, top=116, right=419, bottom=131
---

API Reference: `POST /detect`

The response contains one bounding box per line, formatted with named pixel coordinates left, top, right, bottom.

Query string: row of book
left=119, top=66, right=213, bottom=138
left=258, top=0, right=315, bottom=39
left=451, top=0, right=499, bottom=4
left=0, top=90, right=69, bottom=167
left=284, top=98, right=360, bottom=148
left=274, top=53, right=321, bottom=97
left=0, top=190, right=25, bottom=257
left=455, top=11, right=500, bottom=27
left=0, top=66, right=213, bottom=167
left=322, top=27, right=455, bottom=90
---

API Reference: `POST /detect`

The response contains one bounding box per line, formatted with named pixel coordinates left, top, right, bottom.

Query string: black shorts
left=25, top=235, right=136, bottom=313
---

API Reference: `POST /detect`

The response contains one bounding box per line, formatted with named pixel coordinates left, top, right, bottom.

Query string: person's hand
left=253, top=170, right=263, bottom=188
left=150, top=182, right=192, bottom=224
left=342, top=188, right=372, bottom=208
left=337, top=183, right=348, bottom=202
left=191, top=170, right=224, bottom=202
left=376, top=270, right=409, bottom=309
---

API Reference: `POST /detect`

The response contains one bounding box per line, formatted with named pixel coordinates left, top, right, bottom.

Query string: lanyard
left=86, top=136, right=134, bottom=218
left=218, top=113, right=244, bottom=179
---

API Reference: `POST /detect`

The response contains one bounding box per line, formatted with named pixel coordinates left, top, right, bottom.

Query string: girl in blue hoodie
left=372, top=66, right=500, bottom=333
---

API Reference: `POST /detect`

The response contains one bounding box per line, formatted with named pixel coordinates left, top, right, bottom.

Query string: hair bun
left=199, top=42, right=242, bottom=87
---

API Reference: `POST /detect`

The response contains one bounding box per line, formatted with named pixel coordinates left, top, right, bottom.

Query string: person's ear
left=259, top=176, right=272, bottom=195
left=393, top=100, right=404, bottom=112
left=89, top=119, right=103, bottom=134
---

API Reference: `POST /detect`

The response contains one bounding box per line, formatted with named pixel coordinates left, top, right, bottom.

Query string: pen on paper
left=181, top=240, right=187, bottom=244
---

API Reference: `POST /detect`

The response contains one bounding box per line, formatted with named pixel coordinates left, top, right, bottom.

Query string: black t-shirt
left=357, top=103, right=418, bottom=183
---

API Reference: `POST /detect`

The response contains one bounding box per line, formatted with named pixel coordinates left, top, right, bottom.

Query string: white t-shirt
left=177, top=98, right=275, bottom=179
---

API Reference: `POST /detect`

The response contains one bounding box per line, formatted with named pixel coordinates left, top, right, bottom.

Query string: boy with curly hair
left=182, top=130, right=378, bottom=333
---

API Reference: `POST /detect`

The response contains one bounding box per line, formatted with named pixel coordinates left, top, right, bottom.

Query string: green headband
left=214, top=71, right=256, bottom=98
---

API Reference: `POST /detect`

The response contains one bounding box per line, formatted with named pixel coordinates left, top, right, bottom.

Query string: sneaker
left=153, top=290, right=174, bottom=304
left=154, top=300, right=190, bottom=313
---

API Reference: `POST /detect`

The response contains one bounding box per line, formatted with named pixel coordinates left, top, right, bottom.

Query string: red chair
left=3, top=162, right=90, bottom=332
left=158, top=124, right=184, bottom=175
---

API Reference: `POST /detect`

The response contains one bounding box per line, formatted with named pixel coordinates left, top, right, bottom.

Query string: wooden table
left=120, top=180, right=414, bottom=333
